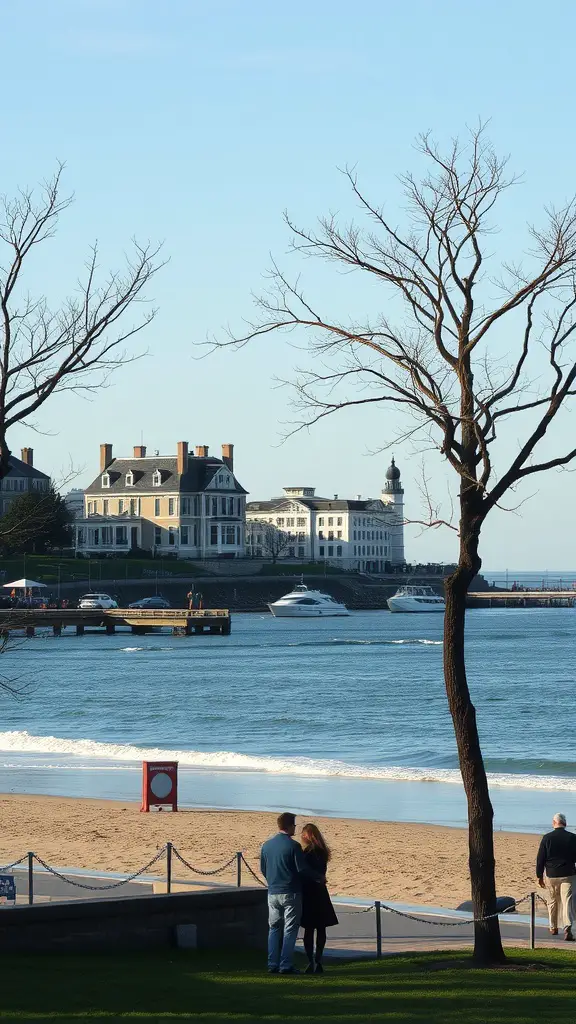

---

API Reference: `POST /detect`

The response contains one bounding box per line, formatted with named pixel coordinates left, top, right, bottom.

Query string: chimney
left=221, top=443, right=234, bottom=472
left=21, top=447, right=33, bottom=467
left=133, top=445, right=147, bottom=459
left=100, top=443, right=113, bottom=472
left=177, top=441, right=189, bottom=475
left=195, top=445, right=209, bottom=458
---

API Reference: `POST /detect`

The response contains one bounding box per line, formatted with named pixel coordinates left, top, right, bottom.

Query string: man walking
left=536, top=812, right=576, bottom=940
left=260, top=812, right=319, bottom=975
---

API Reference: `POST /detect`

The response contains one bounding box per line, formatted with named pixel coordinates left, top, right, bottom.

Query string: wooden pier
left=467, top=591, right=576, bottom=608
left=0, top=608, right=231, bottom=636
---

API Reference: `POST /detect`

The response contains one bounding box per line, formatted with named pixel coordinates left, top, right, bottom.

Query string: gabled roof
left=5, top=455, right=50, bottom=481
left=85, top=456, right=247, bottom=495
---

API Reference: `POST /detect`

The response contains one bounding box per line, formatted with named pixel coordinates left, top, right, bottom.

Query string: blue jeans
left=267, top=892, right=302, bottom=971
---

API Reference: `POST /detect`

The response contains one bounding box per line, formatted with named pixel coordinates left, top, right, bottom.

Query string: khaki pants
left=546, top=875, right=576, bottom=929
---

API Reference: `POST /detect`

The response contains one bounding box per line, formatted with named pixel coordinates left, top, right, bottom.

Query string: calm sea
left=0, top=608, right=575, bottom=832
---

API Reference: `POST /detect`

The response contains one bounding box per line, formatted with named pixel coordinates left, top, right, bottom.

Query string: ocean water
left=1, top=609, right=575, bottom=832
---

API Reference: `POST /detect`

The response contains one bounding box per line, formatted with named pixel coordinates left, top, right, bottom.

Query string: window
left=101, top=473, right=110, bottom=488
left=328, top=531, right=334, bottom=540
left=103, top=500, right=109, bottom=515
left=152, top=469, right=161, bottom=487
left=77, top=528, right=85, bottom=546
left=337, top=545, right=342, bottom=556
left=221, top=496, right=227, bottom=515
left=129, top=498, right=138, bottom=516
left=297, top=532, right=305, bottom=541
left=180, top=526, right=189, bottom=545
left=168, top=527, right=177, bottom=546
left=211, top=497, right=218, bottom=517
left=353, top=545, right=356, bottom=555
left=168, top=498, right=175, bottom=516
left=287, top=517, right=295, bottom=527
left=318, top=530, right=324, bottom=540
left=337, top=517, right=342, bottom=526
left=328, top=517, right=333, bottom=526
left=328, top=546, right=333, bottom=556
left=210, top=524, right=218, bottom=546
left=154, top=498, right=160, bottom=517
left=118, top=499, right=124, bottom=513
left=225, top=525, right=236, bottom=544
left=337, top=530, right=342, bottom=539
left=298, top=546, right=305, bottom=558
left=154, top=526, right=161, bottom=546
left=297, top=517, right=306, bottom=527
left=93, top=528, right=99, bottom=546
left=193, top=524, right=199, bottom=545
left=193, top=496, right=200, bottom=516
left=319, top=545, right=325, bottom=556
left=277, top=518, right=285, bottom=526
left=181, top=497, right=191, bottom=515
left=125, top=471, right=134, bottom=486
left=87, top=501, right=93, bottom=515
left=101, top=527, right=112, bottom=544
left=228, top=497, right=234, bottom=516
left=318, top=517, right=324, bottom=526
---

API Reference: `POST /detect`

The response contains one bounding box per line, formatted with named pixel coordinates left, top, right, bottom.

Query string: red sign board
left=141, top=761, right=178, bottom=812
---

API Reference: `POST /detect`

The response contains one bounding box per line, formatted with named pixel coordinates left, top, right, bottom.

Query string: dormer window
left=152, top=469, right=162, bottom=487
left=125, top=471, right=134, bottom=487
left=101, top=472, right=110, bottom=488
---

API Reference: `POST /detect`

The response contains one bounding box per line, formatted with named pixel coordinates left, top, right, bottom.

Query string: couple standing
left=260, top=812, right=338, bottom=975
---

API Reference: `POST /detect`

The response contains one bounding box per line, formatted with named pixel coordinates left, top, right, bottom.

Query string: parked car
left=128, top=596, right=171, bottom=609
left=78, top=593, right=118, bottom=610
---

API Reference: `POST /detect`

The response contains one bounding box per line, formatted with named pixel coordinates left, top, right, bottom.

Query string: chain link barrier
left=0, top=855, right=28, bottom=872
left=31, top=848, right=168, bottom=890
left=171, top=847, right=238, bottom=877
left=240, top=854, right=267, bottom=886
left=376, top=894, right=532, bottom=927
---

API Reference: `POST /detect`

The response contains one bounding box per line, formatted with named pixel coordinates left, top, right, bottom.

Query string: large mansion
left=245, top=459, right=405, bottom=572
left=0, top=449, right=51, bottom=515
left=75, top=442, right=247, bottom=558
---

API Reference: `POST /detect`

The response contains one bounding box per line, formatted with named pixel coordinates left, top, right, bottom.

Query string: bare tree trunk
left=443, top=512, right=505, bottom=964
left=0, top=433, right=11, bottom=481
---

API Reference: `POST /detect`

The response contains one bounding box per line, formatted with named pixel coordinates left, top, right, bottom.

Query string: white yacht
left=387, top=585, right=445, bottom=613
left=268, top=582, right=350, bottom=618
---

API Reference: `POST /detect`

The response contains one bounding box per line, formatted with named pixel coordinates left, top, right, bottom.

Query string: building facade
left=75, top=442, right=247, bottom=558
left=0, top=449, right=51, bottom=515
left=245, top=459, right=405, bottom=571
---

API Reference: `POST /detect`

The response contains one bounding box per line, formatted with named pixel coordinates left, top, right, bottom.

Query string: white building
left=63, top=489, right=85, bottom=519
left=246, top=459, right=405, bottom=571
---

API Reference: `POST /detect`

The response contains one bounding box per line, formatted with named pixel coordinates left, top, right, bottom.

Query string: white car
left=78, top=593, right=118, bottom=610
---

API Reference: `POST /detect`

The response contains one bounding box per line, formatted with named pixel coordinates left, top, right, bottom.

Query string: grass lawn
left=0, top=554, right=208, bottom=585
left=1, top=948, right=575, bottom=1023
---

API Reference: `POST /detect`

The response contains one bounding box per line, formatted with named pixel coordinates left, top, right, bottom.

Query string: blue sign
left=0, top=875, right=16, bottom=901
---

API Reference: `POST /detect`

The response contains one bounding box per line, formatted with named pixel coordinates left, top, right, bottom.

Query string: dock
left=468, top=591, right=576, bottom=608
left=0, top=608, right=231, bottom=636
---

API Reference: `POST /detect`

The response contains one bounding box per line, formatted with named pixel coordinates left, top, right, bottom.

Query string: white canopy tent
left=2, top=578, right=47, bottom=589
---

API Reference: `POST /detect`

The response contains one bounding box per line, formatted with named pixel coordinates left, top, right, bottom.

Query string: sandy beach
left=0, top=793, right=542, bottom=906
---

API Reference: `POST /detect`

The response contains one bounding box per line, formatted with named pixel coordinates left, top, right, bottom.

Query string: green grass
left=0, top=554, right=208, bottom=584
left=1, top=948, right=575, bottom=1023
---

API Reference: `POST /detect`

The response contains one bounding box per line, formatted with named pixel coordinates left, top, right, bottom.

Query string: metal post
left=530, top=891, right=536, bottom=949
left=236, top=851, right=242, bottom=887
left=375, top=900, right=382, bottom=958
left=28, top=851, right=34, bottom=905
left=166, top=842, right=172, bottom=895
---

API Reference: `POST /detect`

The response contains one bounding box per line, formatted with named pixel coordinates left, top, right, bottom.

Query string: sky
left=3, top=0, right=576, bottom=570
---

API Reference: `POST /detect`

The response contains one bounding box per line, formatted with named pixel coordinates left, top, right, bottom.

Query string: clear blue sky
left=4, top=0, right=576, bottom=569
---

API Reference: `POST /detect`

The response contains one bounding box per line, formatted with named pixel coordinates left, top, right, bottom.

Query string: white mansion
left=245, top=459, right=405, bottom=572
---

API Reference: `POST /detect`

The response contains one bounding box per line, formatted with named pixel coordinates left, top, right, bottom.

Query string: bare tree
left=0, top=166, right=164, bottom=479
left=250, top=520, right=293, bottom=562
left=219, top=127, right=576, bottom=963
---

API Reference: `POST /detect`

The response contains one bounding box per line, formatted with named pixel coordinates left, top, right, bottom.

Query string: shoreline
left=0, top=792, right=545, bottom=906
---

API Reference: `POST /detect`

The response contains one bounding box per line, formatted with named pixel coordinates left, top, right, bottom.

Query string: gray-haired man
left=536, top=812, right=576, bottom=940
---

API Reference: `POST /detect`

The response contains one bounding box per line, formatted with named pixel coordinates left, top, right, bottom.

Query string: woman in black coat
left=300, top=823, right=339, bottom=973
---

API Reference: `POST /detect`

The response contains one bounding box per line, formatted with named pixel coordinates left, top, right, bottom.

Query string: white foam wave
left=0, top=730, right=574, bottom=791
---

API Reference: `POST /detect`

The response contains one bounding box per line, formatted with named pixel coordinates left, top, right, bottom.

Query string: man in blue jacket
left=260, top=811, right=320, bottom=974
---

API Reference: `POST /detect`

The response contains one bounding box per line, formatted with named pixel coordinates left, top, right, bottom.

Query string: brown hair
left=301, top=822, right=331, bottom=861
left=277, top=811, right=296, bottom=831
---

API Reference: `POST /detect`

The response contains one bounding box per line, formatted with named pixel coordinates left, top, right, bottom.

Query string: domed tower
left=381, top=457, right=405, bottom=565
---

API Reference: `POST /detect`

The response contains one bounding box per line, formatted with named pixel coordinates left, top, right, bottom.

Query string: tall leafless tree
left=218, top=127, right=576, bottom=963
left=0, top=166, right=164, bottom=479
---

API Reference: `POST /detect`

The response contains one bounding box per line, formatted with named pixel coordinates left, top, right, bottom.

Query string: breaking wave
left=0, top=730, right=574, bottom=791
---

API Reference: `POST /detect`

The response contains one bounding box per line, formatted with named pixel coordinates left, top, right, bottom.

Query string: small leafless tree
left=218, top=127, right=576, bottom=963
left=251, top=520, right=293, bottom=563
left=0, top=166, right=164, bottom=479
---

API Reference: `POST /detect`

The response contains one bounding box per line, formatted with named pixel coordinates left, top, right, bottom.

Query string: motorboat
left=268, top=582, right=350, bottom=618
left=387, top=585, right=445, bottom=613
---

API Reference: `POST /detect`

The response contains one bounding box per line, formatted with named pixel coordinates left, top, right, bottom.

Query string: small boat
left=268, top=582, right=349, bottom=618
left=387, top=585, right=445, bottom=613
